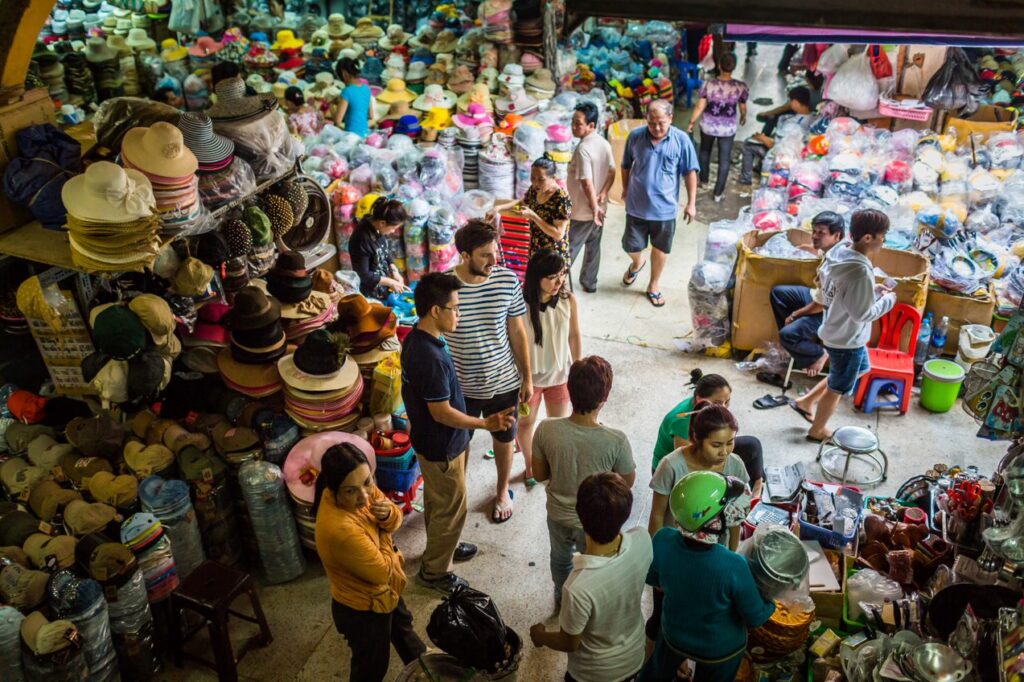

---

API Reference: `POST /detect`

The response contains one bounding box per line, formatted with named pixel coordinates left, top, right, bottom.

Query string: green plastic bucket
left=920, top=359, right=965, bottom=413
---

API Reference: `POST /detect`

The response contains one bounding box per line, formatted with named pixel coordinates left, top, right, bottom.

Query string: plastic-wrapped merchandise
left=21, top=631, right=87, bottom=682
left=105, top=568, right=159, bottom=680
left=846, top=569, right=903, bottom=621
left=0, top=606, right=24, bottom=682
left=756, top=232, right=817, bottom=259
left=139, top=476, right=205, bottom=582
left=196, top=157, right=257, bottom=210
left=753, top=209, right=792, bottom=232
left=457, top=190, right=495, bottom=224
left=479, top=156, right=515, bottom=199
left=48, top=572, right=118, bottom=682
left=404, top=198, right=430, bottom=282
left=92, top=97, right=181, bottom=152
left=238, top=461, right=306, bottom=584
left=428, top=206, right=459, bottom=273
left=989, top=132, right=1024, bottom=171
left=744, top=526, right=811, bottom=603
left=930, top=247, right=987, bottom=295
left=702, top=226, right=742, bottom=268
left=968, top=167, right=1000, bottom=207
left=178, top=447, right=244, bottom=568
left=213, top=112, right=304, bottom=181
left=917, top=204, right=965, bottom=243
left=688, top=263, right=731, bottom=348
left=121, top=514, right=179, bottom=603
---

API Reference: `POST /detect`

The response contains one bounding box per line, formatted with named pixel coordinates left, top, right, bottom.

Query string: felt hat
left=327, top=13, right=355, bottom=38
left=20, top=612, right=78, bottom=655
left=160, top=38, right=188, bottom=62
left=216, top=349, right=283, bottom=395
left=177, top=112, right=234, bottom=166
left=422, top=107, right=454, bottom=130
left=229, top=286, right=282, bottom=331
left=336, top=294, right=394, bottom=335
left=431, top=29, right=457, bottom=54
left=61, top=161, right=155, bottom=223
left=271, top=29, right=304, bottom=51
left=207, top=77, right=278, bottom=122
left=379, top=24, right=409, bottom=50
left=455, top=102, right=496, bottom=128
left=85, top=36, right=117, bottom=63
left=63, top=499, right=117, bottom=536
left=413, top=83, right=457, bottom=111
left=352, top=17, right=384, bottom=43
left=122, top=122, right=198, bottom=179
left=23, top=533, right=77, bottom=570
left=457, top=83, right=494, bottom=112
left=377, top=78, right=416, bottom=104
left=189, top=36, right=223, bottom=57
left=92, top=306, right=146, bottom=361
left=278, top=331, right=359, bottom=392
left=125, top=28, right=155, bottom=51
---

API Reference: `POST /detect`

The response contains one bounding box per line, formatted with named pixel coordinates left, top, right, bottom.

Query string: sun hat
left=107, top=34, right=131, bottom=58
left=61, top=160, right=154, bottom=224
left=382, top=100, right=415, bottom=121
left=446, top=65, right=475, bottom=95
left=498, top=63, right=525, bottom=88
left=92, top=306, right=146, bottom=361
left=352, top=17, right=384, bottom=43
left=525, top=67, right=556, bottom=96
left=431, top=29, right=457, bottom=54
left=121, top=122, right=198, bottom=179
left=422, top=107, right=454, bottom=131
left=84, top=36, right=117, bottom=63
left=177, top=112, right=234, bottom=167
left=455, top=102, right=496, bottom=128
left=496, top=113, right=524, bottom=134
left=188, top=36, right=222, bottom=58
left=379, top=24, right=410, bottom=50
left=282, top=432, right=375, bottom=503
left=127, top=294, right=175, bottom=347
left=376, top=78, right=416, bottom=104
left=405, top=61, right=429, bottom=83
left=207, top=77, right=278, bottom=122
left=229, top=286, right=282, bottom=331
left=161, top=38, right=188, bottom=62
left=19, top=612, right=77, bottom=655
left=478, top=66, right=500, bottom=93
left=327, top=13, right=355, bottom=38
left=271, top=29, right=304, bottom=51
left=23, top=533, right=77, bottom=570
left=302, top=30, right=330, bottom=55
left=216, top=348, right=283, bottom=395
left=125, top=28, right=155, bottom=52
left=496, top=87, right=538, bottom=115
left=457, top=83, right=494, bottom=112
left=412, top=83, right=457, bottom=111
left=64, top=499, right=117, bottom=536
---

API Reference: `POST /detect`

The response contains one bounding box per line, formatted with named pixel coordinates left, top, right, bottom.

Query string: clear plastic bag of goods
left=753, top=209, right=793, bottom=232
left=966, top=204, right=1001, bottom=235
left=988, top=132, right=1024, bottom=171
left=861, top=185, right=899, bottom=211
left=930, top=246, right=986, bottom=295
left=513, top=121, right=547, bottom=159
left=458, top=190, right=495, bottom=223
left=197, top=156, right=257, bottom=210
left=968, top=167, right=1001, bottom=208
left=756, top=232, right=815, bottom=259
left=92, top=97, right=181, bottom=152
left=702, top=226, right=742, bottom=268
left=752, top=187, right=787, bottom=212
left=846, top=569, right=903, bottom=621
left=742, top=525, right=811, bottom=602
left=214, top=111, right=303, bottom=180
left=0, top=606, right=23, bottom=682
left=238, top=461, right=306, bottom=584
left=817, top=44, right=851, bottom=75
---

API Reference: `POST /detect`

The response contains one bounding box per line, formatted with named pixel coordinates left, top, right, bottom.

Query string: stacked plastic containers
left=238, top=461, right=306, bottom=584
left=139, top=476, right=206, bottom=581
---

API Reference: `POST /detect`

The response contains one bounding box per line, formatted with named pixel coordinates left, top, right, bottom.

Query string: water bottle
left=928, top=315, right=950, bottom=360
left=914, top=313, right=932, bottom=371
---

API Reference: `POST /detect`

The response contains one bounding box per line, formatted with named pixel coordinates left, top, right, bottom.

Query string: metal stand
left=816, top=425, right=889, bottom=487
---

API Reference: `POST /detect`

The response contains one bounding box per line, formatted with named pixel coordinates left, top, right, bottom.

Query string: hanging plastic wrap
left=92, top=97, right=181, bottom=153
left=197, top=157, right=258, bottom=210
left=428, top=205, right=459, bottom=273
left=21, top=632, right=87, bottom=682
left=48, top=572, right=118, bottom=682
left=213, top=112, right=304, bottom=181
left=105, top=568, right=159, bottom=680
left=238, top=461, right=306, bottom=584
left=0, top=606, right=23, bottom=682
left=139, top=476, right=206, bottom=581
left=742, top=526, right=812, bottom=606
left=688, top=262, right=732, bottom=348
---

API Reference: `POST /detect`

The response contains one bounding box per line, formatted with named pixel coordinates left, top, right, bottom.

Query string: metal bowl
left=908, top=643, right=971, bottom=682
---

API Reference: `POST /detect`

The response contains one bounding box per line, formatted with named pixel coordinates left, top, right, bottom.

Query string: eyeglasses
left=442, top=305, right=460, bottom=314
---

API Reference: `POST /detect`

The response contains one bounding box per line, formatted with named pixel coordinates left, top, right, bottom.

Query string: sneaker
left=416, top=570, right=469, bottom=595
left=713, top=194, right=724, bottom=203
left=453, top=542, right=478, bottom=562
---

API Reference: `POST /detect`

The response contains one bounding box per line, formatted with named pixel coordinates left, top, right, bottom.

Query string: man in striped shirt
left=446, top=220, right=533, bottom=523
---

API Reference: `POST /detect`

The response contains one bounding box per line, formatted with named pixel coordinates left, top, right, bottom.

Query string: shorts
left=526, top=383, right=570, bottom=413
left=622, top=215, right=677, bottom=254
left=826, top=346, right=871, bottom=396
left=464, top=387, right=520, bottom=443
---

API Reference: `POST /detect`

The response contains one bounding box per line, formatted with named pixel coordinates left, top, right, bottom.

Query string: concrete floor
left=157, top=44, right=1009, bottom=681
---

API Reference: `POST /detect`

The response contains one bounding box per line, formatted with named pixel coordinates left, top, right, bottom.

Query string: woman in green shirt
left=652, top=369, right=764, bottom=497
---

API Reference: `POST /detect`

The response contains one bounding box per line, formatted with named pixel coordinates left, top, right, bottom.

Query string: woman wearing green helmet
left=639, top=471, right=775, bottom=682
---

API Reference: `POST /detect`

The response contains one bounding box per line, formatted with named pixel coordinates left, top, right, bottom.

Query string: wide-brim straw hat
left=207, top=76, right=278, bottom=121
left=379, top=24, right=409, bottom=50
left=125, top=28, right=155, bottom=51
left=121, top=122, right=198, bottom=178
left=413, top=84, right=457, bottom=111
left=177, top=112, right=234, bottom=166
left=377, top=78, right=416, bottom=104
left=277, top=352, right=359, bottom=393
left=61, top=161, right=155, bottom=223
left=327, top=13, right=355, bottom=38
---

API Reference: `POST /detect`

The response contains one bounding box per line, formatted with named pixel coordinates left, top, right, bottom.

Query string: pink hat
left=189, top=36, right=223, bottom=57
left=181, top=321, right=229, bottom=347
left=455, top=102, right=495, bottom=128
left=547, top=124, right=572, bottom=143
left=282, top=432, right=376, bottom=504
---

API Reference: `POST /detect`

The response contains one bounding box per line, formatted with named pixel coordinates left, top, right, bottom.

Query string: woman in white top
left=519, top=249, right=582, bottom=488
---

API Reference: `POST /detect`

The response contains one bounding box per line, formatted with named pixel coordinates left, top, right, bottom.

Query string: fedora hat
left=278, top=334, right=359, bottom=393
left=457, top=83, right=495, bottom=112
left=229, top=286, right=282, bottom=331
left=271, top=29, right=304, bottom=51
left=413, top=83, right=457, bottom=111
left=122, top=122, right=198, bottom=179
left=160, top=38, right=188, bottom=62
left=352, top=17, right=384, bottom=43
left=377, top=78, right=416, bottom=104
left=217, top=349, right=283, bottom=395
left=207, top=76, right=279, bottom=121
left=125, top=28, right=155, bottom=52
left=61, top=161, right=155, bottom=223
left=379, top=24, right=409, bottom=50
left=85, top=37, right=117, bottom=63
left=327, top=13, right=355, bottom=38
left=336, top=294, right=393, bottom=336
left=177, top=112, right=234, bottom=166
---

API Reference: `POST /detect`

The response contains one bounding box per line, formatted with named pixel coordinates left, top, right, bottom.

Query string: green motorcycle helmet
left=670, top=470, right=747, bottom=534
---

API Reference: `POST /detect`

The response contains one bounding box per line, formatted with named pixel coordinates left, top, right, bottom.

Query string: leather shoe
left=453, top=542, right=478, bottom=562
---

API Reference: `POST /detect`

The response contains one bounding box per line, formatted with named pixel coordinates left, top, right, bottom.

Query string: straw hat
left=106, top=34, right=131, bottom=58
left=206, top=77, right=278, bottom=121
left=431, top=29, right=457, bottom=54
left=160, top=38, right=188, bottom=62
left=525, top=67, right=556, bottom=96
left=496, top=87, right=538, bottom=115
left=125, top=28, right=155, bottom=52
left=84, top=36, right=117, bottom=63
left=326, top=13, right=355, bottom=38
left=446, top=65, right=475, bottom=95
left=351, top=18, right=384, bottom=43
left=413, top=83, right=457, bottom=111
left=188, top=36, right=222, bottom=58
left=406, top=61, right=429, bottom=82
left=177, top=112, right=234, bottom=166
left=498, top=63, right=525, bottom=88
left=302, top=31, right=330, bottom=55
left=379, top=24, right=409, bottom=50
left=422, top=107, right=454, bottom=130
left=121, top=122, right=198, bottom=179
left=377, top=78, right=416, bottom=104
left=457, top=83, right=494, bottom=112
left=272, top=30, right=304, bottom=51
left=61, top=161, right=155, bottom=223
left=383, top=101, right=415, bottom=120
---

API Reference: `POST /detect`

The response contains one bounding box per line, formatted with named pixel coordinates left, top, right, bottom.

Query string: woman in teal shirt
left=653, top=369, right=764, bottom=497
left=333, top=58, right=372, bottom=137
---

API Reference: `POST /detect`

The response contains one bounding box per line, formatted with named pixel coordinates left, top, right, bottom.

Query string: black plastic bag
left=426, top=585, right=522, bottom=676
left=923, top=48, right=983, bottom=115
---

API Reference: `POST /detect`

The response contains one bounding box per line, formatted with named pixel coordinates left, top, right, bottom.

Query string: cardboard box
left=925, top=284, right=997, bottom=355
left=946, top=104, right=1016, bottom=145
left=0, top=88, right=57, bottom=234
left=810, top=550, right=848, bottom=630
left=606, top=118, right=645, bottom=205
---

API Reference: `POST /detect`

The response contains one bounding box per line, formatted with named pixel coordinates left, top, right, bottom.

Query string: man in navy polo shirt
left=620, top=99, right=700, bottom=309
left=401, top=273, right=515, bottom=595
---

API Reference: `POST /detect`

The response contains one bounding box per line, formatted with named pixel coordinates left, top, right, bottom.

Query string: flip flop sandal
left=647, top=291, right=666, bottom=307
left=525, top=476, right=538, bottom=489
left=492, top=489, right=515, bottom=524
left=622, top=259, right=647, bottom=286
left=754, top=394, right=789, bottom=409
left=484, top=449, right=495, bottom=460
left=788, top=400, right=814, bottom=423
left=805, top=434, right=830, bottom=444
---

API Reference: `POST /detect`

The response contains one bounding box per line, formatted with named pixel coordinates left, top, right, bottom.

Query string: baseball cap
left=23, top=533, right=77, bottom=570
left=28, top=480, right=82, bottom=521
left=123, top=441, right=176, bottom=478
left=63, top=500, right=117, bottom=536
left=87, top=471, right=138, bottom=508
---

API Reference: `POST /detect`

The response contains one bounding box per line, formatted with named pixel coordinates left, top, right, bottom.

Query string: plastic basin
left=920, top=359, right=965, bottom=413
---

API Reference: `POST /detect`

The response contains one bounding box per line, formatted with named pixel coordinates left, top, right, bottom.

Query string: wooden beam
left=0, top=0, right=54, bottom=90
left=565, top=0, right=1024, bottom=39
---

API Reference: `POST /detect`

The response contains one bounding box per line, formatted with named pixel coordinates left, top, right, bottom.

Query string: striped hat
left=177, top=112, right=234, bottom=166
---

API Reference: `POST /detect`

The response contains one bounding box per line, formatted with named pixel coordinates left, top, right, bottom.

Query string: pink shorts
left=527, top=383, right=570, bottom=411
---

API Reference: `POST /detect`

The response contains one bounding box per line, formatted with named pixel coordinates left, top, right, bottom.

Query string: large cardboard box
left=925, top=284, right=997, bottom=355
left=606, top=118, right=645, bottom=205
left=0, top=88, right=57, bottom=234
left=731, top=230, right=930, bottom=351
left=946, top=105, right=1016, bottom=145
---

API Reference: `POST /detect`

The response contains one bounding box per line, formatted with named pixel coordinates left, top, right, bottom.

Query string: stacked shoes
left=61, top=161, right=160, bottom=273
left=121, top=122, right=205, bottom=238
left=278, top=329, right=364, bottom=432
left=217, top=286, right=286, bottom=398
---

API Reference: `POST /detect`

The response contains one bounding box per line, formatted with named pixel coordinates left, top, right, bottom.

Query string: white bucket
left=955, top=324, right=996, bottom=371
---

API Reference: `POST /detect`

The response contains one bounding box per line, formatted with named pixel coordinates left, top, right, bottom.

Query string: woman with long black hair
left=349, top=196, right=409, bottom=300
left=313, top=443, right=425, bottom=681
left=516, top=249, right=582, bottom=487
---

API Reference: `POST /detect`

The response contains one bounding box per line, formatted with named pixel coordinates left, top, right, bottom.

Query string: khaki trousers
left=416, top=453, right=468, bottom=580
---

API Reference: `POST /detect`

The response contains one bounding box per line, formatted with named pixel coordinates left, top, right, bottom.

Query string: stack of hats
left=279, top=330, right=364, bottom=432
left=497, top=63, right=525, bottom=95
left=217, top=28, right=248, bottom=63
left=326, top=14, right=355, bottom=56
left=85, top=36, right=124, bottom=101
left=188, top=36, right=222, bottom=72
left=177, top=112, right=254, bottom=209
left=335, top=294, right=399, bottom=356
left=383, top=53, right=407, bottom=81
left=406, top=61, right=428, bottom=94
left=496, top=87, right=538, bottom=117
left=139, top=476, right=205, bottom=580
left=455, top=103, right=496, bottom=189
left=260, top=252, right=336, bottom=341
left=180, top=301, right=230, bottom=374
left=243, top=205, right=277, bottom=279
left=81, top=303, right=175, bottom=405
left=120, top=512, right=179, bottom=602
left=458, top=83, right=494, bottom=113
left=35, top=51, right=70, bottom=103
left=480, top=0, right=513, bottom=44
left=413, top=83, right=457, bottom=114
left=121, top=122, right=204, bottom=237
left=244, top=33, right=279, bottom=74
left=61, top=161, right=160, bottom=273
left=218, top=286, right=285, bottom=398
left=521, top=51, right=544, bottom=75
left=125, top=28, right=157, bottom=54
left=513, top=0, right=544, bottom=51
left=352, top=18, right=384, bottom=46
left=526, top=67, right=556, bottom=101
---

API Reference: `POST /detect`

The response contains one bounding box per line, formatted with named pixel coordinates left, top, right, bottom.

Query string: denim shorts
left=826, top=346, right=871, bottom=396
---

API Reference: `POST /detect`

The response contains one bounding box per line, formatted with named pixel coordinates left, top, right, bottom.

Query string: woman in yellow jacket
left=314, top=443, right=426, bottom=681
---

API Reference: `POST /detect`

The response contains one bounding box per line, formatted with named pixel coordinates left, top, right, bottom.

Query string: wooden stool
left=170, top=561, right=273, bottom=682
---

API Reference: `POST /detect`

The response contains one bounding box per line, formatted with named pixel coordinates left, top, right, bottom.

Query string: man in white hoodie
left=794, top=209, right=895, bottom=441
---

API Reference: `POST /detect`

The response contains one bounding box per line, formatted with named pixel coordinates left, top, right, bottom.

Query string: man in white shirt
left=530, top=472, right=651, bottom=682
left=567, top=102, right=616, bottom=293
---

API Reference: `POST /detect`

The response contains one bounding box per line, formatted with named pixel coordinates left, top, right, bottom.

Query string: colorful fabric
left=523, top=185, right=571, bottom=264
left=698, top=78, right=749, bottom=137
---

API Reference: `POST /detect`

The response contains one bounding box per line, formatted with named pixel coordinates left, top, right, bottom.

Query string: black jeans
left=332, top=598, right=426, bottom=682
left=769, top=285, right=825, bottom=368
left=698, top=132, right=735, bottom=198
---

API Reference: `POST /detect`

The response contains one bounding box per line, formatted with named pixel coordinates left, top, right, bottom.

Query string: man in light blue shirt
left=620, top=100, right=699, bottom=308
